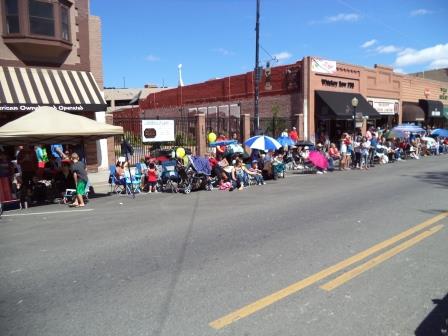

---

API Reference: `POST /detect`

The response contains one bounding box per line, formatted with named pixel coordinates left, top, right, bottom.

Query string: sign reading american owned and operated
left=0, top=104, right=97, bottom=112
left=0, top=66, right=107, bottom=112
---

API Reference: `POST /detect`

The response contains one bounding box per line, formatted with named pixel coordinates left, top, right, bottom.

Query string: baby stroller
left=176, top=156, right=213, bottom=194
left=160, top=159, right=181, bottom=193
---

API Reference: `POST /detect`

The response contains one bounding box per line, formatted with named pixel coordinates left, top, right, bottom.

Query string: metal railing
left=251, top=117, right=296, bottom=137
left=113, top=116, right=196, bottom=165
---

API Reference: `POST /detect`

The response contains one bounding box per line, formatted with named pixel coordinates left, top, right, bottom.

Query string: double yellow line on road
left=209, top=212, right=447, bottom=330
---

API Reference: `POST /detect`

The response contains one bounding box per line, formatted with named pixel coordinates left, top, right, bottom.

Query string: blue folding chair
left=108, top=164, right=126, bottom=194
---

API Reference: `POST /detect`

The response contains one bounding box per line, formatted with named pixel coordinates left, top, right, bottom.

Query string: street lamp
left=351, top=97, right=359, bottom=137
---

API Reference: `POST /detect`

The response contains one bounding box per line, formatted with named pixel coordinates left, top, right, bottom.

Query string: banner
left=367, top=98, right=398, bottom=115
left=142, top=120, right=175, bottom=142
left=311, top=58, right=336, bottom=74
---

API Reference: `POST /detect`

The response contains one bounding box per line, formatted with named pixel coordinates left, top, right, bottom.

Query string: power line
left=260, top=44, right=278, bottom=63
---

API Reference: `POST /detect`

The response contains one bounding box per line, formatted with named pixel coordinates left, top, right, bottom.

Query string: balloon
left=208, top=132, right=217, bottom=143
left=176, top=147, right=186, bottom=158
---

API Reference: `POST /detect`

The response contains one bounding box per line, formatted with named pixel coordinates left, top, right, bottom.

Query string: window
left=60, top=5, right=69, bottom=41
left=5, top=0, right=20, bottom=33
left=28, top=0, right=55, bottom=37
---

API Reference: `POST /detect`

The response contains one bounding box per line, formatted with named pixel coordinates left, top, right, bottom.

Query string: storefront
left=307, top=58, right=394, bottom=141
left=315, top=91, right=380, bottom=141
left=402, top=102, right=425, bottom=124
left=0, top=66, right=107, bottom=170
left=418, top=99, right=445, bottom=128
left=367, top=97, right=399, bottom=128
left=0, top=66, right=106, bottom=116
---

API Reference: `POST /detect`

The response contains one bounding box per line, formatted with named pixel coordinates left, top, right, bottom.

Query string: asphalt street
left=1, top=156, right=447, bottom=336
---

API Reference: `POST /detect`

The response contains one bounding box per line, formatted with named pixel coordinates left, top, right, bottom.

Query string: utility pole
left=254, top=0, right=260, bottom=134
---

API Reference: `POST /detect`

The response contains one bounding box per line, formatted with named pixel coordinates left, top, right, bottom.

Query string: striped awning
left=0, top=66, right=107, bottom=112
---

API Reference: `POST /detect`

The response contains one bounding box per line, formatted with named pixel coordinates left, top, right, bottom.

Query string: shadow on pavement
left=415, top=293, right=448, bottom=336
left=415, top=171, right=448, bottom=188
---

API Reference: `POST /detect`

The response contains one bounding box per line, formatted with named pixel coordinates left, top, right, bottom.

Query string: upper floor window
left=60, top=5, right=69, bottom=41
left=5, top=0, right=20, bottom=33
left=28, top=0, right=55, bottom=37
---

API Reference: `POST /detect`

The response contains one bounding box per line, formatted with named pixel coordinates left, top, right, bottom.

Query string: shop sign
left=440, top=87, right=448, bottom=101
left=367, top=98, right=398, bottom=115
left=321, top=79, right=355, bottom=89
left=0, top=104, right=85, bottom=112
left=431, top=108, right=441, bottom=117
left=311, top=58, right=336, bottom=74
left=142, top=119, right=175, bottom=142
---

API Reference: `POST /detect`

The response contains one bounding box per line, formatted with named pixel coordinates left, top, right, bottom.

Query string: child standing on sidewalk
left=146, top=162, right=158, bottom=193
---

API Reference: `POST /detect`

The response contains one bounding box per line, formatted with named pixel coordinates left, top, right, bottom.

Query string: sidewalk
left=88, top=169, right=111, bottom=194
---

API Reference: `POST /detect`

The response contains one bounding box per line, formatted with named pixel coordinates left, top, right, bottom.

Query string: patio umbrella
left=392, top=124, right=425, bottom=133
left=276, top=136, right=295, bottom=147
left=227, top=143, right=244, bottom=154
left=383, top=130, right=401, bottom=139
left=431, top=128, right=448, bottom=137
left=421, top=136, right=436, bottom=144
left=244, top=135, right=282, bottom=151
left=209, top=140, right=237, bottom=147
left=296, top=140, right=315, bottom=147
left=308, top=150, right=328, bottom=170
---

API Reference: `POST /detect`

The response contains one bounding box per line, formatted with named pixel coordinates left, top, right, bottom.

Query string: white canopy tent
left=0, top=106, right=123, bottom=145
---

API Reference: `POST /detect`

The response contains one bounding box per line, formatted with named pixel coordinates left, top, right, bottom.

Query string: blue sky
left=91, top=0, right=448, bottom=88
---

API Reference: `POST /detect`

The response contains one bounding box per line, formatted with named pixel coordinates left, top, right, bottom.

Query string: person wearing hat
left=289, top=127, right=299, bottom=143
left=248, top=160, right=265, bottom=185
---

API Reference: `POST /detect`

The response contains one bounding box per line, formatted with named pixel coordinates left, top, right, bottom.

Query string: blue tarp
left=190, top=156, right=211, bottom=175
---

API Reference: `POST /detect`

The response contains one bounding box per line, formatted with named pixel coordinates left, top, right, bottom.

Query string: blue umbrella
left=209, top=140, right=237, bottom=147
left=431, top=128, right=448, bottom=137
left=392, top=124, right=425, bottom=133
left=244, top=135, right=282, bottom=151
left=276, top=136, right=295, bottom=147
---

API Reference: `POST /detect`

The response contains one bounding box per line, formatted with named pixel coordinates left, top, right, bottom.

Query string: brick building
left=0, top=0, right=109, bottom=171
left=121, top=56, right=447, bottom=144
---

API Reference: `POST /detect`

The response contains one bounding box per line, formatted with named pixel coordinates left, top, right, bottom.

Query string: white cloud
left=274, top=51, right=292, bottom=62
left=393, top=68, right=406, bottom=74
left=212, top=48, right=235, bottom=56
left=410, top=9, right=433, bottom=16
left=395, top=43, right=448, bottom=67
left=429, top=59, right=448, bottom=69
left=145, top=54, right=160, bottom=62
left=376, top=45, right=402, bottom=54
left=361, top=39, right=377, bottom=48
left=326, top=13, right=360, bottom=23
left=310, top=13, right=360, bottom=24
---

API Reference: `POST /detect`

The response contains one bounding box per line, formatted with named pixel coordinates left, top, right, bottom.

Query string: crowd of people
left=0, top=144, right=89, bottom=208
left=119, top=126, right=447, bottom=195
left=319, top=127, right=448, bottom=172
left=1, top=125, right=447, bottom=208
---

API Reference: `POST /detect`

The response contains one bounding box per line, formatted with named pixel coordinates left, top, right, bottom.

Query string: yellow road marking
left=209, top=212, right=448, bottom=330
left=321, top=224, right=444, bottom=291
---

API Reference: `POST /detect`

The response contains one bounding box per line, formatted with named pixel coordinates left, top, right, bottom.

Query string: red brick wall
left=138, top=93, right=301, bottom=119
left=140, top=62, right=302, bottom=112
